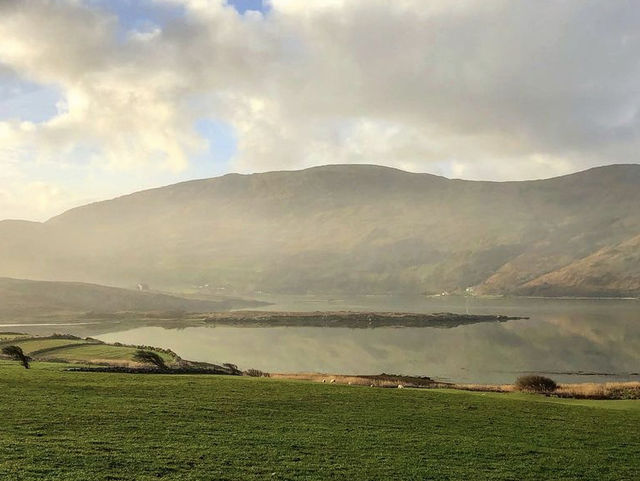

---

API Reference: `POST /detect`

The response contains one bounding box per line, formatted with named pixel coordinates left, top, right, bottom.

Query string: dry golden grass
left=452, top=381, right=640, bottom=399
left=554, top=382, right=640, bottom=399
left=272, top=373, right=640, bottom=399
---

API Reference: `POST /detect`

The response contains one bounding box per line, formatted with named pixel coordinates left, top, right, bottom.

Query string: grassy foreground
left=1, top=362, right=639, bottom=481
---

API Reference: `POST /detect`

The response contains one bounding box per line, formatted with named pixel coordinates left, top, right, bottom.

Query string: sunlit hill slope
left=1, top=164, right=638, bottom=297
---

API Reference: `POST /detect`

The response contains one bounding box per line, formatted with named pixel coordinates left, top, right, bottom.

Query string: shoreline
left=269, top=372, right=640, bottom=400
left=3, top=331, right=639, bottom=400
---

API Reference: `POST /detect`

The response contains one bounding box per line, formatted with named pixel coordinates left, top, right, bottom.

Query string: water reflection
left=93, top=296, right=639, bottom=384
left=3, top=296, right=637, bottom=383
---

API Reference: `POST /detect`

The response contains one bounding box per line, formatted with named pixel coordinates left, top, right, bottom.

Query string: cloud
left=1, top=0, right=640, bottom=219
left=0, top=0, right=206, bottom=173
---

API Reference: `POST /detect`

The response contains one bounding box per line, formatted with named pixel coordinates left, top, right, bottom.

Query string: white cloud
left=1, top=0, right=640, bottom=219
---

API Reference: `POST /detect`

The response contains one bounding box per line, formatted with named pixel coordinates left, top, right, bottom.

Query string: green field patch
left=0, top=362, right=638, bottom=481
left=6, top=337, right=90, bottom=355
left=42, top=344, right=175, bottom=364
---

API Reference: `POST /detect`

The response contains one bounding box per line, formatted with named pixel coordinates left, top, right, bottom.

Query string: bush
left=50, top=333, right=81, bottom=340
left=515, top=375, right=557, bottom=393
left=1, top=345, right=30, bottom=369
left=132, top=350, right=167, bottom=370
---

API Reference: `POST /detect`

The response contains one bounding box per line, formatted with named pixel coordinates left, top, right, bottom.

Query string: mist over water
left=93, top=296, right=640, bottom=384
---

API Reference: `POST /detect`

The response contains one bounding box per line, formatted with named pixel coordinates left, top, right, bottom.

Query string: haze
left=1, top=4, right=639, bottom=478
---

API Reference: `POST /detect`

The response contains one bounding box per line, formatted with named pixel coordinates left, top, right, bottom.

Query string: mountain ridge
left=45, top=162, right=640, bottom=223
left=1, top=163, right=638, bottom=297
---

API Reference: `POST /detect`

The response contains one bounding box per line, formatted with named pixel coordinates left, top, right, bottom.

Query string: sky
left=1, top=0, right=640, bottom=221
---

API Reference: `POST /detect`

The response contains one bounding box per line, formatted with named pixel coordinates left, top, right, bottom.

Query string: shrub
left=515, top=375, right=557, bottom=393
left=1, top=345, right=31, bottom=369
left=132, top=350, right=167, bottom=370
left=50, top=333, right=81, bottom=340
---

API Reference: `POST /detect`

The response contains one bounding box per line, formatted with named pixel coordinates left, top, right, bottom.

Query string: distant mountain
left=0, top=277, right=263, bottom=317
left=0, top=164, right=638, bottom=297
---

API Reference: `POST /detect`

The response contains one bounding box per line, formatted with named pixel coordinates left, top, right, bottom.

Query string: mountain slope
left=0, top=164, right=638, bottom=296
left=0, top=277, right=262, bottom=317
left=516, top=234, right=640, bottom=297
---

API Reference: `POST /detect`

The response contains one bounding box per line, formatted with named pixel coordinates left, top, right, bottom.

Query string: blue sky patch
left=0, top=74, right=61, bottom=123
left=192, top=118, right=238, bottom=178
left=227, top=0, right=269, bottom=15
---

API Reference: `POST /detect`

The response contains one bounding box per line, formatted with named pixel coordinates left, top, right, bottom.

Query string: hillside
left=0, top=277, right=262, bottom=317
left=518, top=234, right=640, bottom=297
left=0, top=164, right=638, bottom=296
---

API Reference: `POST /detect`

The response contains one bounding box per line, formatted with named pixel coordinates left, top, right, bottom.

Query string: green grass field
left=0, top=335, right=177, bottom=366
left=44, top=344, right=176, bottom=363
left=1, top=361, right=638, bottom=481
left=1, top=337, right=90, bottom=354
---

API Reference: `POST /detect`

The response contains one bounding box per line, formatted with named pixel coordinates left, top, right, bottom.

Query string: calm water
left=87, top=295, right=640, bottom=384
